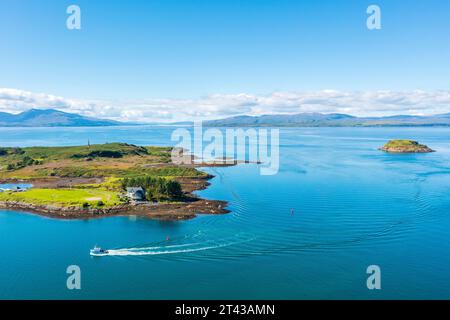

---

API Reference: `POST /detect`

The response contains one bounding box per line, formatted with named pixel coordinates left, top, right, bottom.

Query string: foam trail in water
left=106, top=242, right=233, bottom=256
left=120, top=243, right=204, bottom=251
left=102, top=233, right=256, bottom=257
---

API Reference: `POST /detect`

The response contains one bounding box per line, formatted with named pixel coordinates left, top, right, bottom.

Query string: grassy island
left=379, top=140, right=435, bottom=153
left=0, top=143, right=229, bottom=219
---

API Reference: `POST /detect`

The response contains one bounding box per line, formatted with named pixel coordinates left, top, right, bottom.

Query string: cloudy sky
left=1, top=0, right=449, bottom=122
left=1, top=88, right=450, bottom=122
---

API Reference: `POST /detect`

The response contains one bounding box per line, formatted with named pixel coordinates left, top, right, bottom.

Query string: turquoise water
left=0, top=184, right=32, bottom=190
left=1, top=126, right=450, bottom=299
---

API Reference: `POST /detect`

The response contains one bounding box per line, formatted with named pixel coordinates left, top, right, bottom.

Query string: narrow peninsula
left=0, top=143, right=230, bottom=220
left=379, top=140, right=435, bottom=153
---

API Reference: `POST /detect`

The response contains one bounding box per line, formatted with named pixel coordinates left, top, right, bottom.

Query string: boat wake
left=97, top=234, right=255, bottom=257
left=105, top=243, right=230, bottom=256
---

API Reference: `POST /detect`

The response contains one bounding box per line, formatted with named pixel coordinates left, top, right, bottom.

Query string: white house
left=126, top=187, right=146, bottom=201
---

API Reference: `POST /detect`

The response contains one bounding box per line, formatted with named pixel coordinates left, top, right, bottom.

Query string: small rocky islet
left=379, top=140, right=435, bottom=153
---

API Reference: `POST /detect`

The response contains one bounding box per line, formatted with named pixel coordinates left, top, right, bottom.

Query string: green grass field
left=0, top=188, right=121, bottom=208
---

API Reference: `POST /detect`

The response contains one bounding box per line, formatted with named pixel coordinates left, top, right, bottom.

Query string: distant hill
left=3, top=109, right=450, bottom=127
left=0, top=109, right=123, bottom=127
left=203, top=112, right=450, bottom=127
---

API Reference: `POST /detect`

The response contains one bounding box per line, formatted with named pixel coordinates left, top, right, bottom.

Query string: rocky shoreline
left=0, top=198, right=229, bottom=220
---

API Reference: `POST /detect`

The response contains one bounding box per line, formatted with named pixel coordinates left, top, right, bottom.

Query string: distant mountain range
left=203, top=112, right=450, bottom=127
left=0, top=109, right=122, bottom=127
left=1, top=109, right=450, bottom=127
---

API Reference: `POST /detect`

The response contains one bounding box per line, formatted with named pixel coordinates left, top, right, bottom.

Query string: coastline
left=0, top=174, right=229, bottom=220
left=0, top=143, right=235, bottom=221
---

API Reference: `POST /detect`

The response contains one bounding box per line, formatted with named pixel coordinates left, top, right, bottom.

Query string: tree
left=167, top=180, right=182, bottom=197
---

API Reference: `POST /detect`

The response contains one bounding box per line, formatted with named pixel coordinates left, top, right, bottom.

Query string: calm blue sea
left=0, top=126, right=450, bottom=299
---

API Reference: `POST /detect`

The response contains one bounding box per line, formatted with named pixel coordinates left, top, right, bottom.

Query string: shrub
left=10, top=148, right=25, bottom=155
left=72, top=150, right=124, bottom=159
left=13, top=156, right=37, bottom=169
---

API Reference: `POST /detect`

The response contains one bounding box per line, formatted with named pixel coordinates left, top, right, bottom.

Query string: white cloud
left=0, top=88, right=449, bottom=122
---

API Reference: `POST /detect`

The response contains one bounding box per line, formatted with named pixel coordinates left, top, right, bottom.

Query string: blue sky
left=0, top=0, right=449, bottom=121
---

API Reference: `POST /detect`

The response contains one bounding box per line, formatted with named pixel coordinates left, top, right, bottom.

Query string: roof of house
left=126, top=187, right=145, bottom=194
